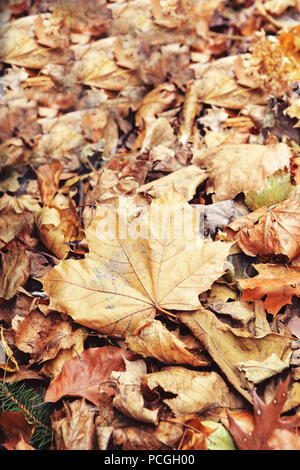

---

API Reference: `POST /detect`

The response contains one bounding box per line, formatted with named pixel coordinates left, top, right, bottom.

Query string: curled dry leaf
left=41, top=191, right=231, bottom=336
left=111, top=357, right=159, bottom=424
left=0, top=327, right=19, bottom=372
left=192, top=143, right=291, bottom=201
left=51, top=399, right=95, bottom=451
left=40, top=327, right=86, bottom=379
left=125, top=319, right=208, bottom=367
left=136, top=165, right=207, bottom=202
left=178, top=307, right=292, bottom=403
left=35, top=204, right=81, bottom=259
left=239, top=264, right=300, bottom=316
left=14, top=310, right=86, bottom=365
left=113, top=420, right=183, bottom=451
left=238, top=353, right=291, bottom=384
left=0, top=243, right=30, bottom=300
left=45, top=346, right=135, bottom=405
left=207, top=299, right=255, bottom=328
left=194, top=56, right=268, bottom=110
left=135, top=82, right=177, bottom=130
left=0, top=15, right=73, bottom=69
left=142, top=367, right=238, bottom=417
left=226, top=198, right=300, bottom=260
left=36, top=160, right=63, bottom=206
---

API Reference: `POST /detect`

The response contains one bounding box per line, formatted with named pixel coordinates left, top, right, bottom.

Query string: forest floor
left=1, top=0, right=300, bottom=451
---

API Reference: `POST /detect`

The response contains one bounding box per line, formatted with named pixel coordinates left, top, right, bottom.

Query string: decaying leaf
left=111, top=357, right=159, bottom=424
left=14, top=310, right=86, bottom=365
left=178, top=307, right=292, bottom=403
left=126, top=318, right=208, bottom=367
left=226, top=198, right=300, bottom=260
left=36, top=160, right=63, bottom=206
left=142, top=367, right=241, bottom=416
left=41, top=191, right=232, bottom=336
left=0, top=411, right=35, bottom=450
left=0, top=243, right=30, bottom=300
left=192, top=143, right=291, bottom=201
left=238, top=264, right=300, bottom=316
left=226, top=377, right=300, bottom=450
left=45, top=346, right=135, bottom=405
left=51, top=399, right=95, bottom=450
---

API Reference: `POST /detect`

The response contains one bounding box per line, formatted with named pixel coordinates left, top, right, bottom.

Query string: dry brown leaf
left=34, top=14, right=69, bottom=49
left=126, top=318, right=208, bottom=367
left=41, top=191, right=231, bottom=336
left=113, top=420, right=183, bottom=451
left=40, top=327, right=86, bottom=379
left=111, top=357, right=159, bottom=424
left=51, top=399, right=95, bottom=450
left=136, top=165, right=207, bottom=202
left=0, top=411, right=35, bottom=450
left=226, top=198, right=300, bottom=260
left=35, top=204, right=81, bottom=259
left=193, top=56, right=268, bottom=109
left=0, top=15, right=72, bottom=69
left=36, top=160, right=63, bottom=206
left=14, top=310, right=86, bottom=365
left=151, top=0, right=184, bottom=29
left=135, top=82, right=177, bottom=130
left=72, top=38, right=140, bottom=90
left=0, top=327, right=19, bottom=372
left=45, top=346, right=135, bottom=405
left=0, top=243, right=30, bottom=300
left=239, top=264, right=300, bottom=316
left=142, top=367, right=237, bottom=417
left=192, top=143, right=291, bottom=201
left=207, top=299, right=255, bottom=328
left=178, top=307, right=292, bottom=403
left=178, top=81, right=199, bottom=145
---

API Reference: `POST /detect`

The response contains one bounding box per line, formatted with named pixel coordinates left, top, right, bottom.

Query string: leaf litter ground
left=1, top=0, right=300, bottom=451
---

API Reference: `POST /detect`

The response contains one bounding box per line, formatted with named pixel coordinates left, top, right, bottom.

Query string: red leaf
left=227, top=377, right=300, bottom=450
left=45, top=346, right=135, bottom=406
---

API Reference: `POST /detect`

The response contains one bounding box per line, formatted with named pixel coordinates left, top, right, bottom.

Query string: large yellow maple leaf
left=41, top=192, right=231, bottom=336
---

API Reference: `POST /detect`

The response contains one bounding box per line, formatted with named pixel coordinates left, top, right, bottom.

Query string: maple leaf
left=226, top=197, right=300, bottom=260
left=239, top=264, right=300, bottom=316
left=226, top=377, right=300, bottom=450
left=126, top=318, right=209, bottom=367
left=41, top=192, right=232, bottom=336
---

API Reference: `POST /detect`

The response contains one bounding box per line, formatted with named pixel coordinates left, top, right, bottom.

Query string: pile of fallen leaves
left=2, top=0, right=300, bottom=451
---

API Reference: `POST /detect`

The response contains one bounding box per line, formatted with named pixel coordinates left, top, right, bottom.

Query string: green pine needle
left=0, top=381, right=53, bottom=449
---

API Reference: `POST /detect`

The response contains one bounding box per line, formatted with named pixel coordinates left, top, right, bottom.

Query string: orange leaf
left=239, top=264, right=300, bottom=316
left=226, top=198, right=300, bottom=260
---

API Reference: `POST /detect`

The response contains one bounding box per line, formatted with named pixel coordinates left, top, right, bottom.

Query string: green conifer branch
left=0, top=380, right=53, bottom=449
